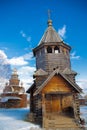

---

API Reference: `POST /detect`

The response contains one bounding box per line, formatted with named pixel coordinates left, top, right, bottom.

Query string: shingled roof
left=63, top=68, right=77, bottom=75
left=38, top=20, right=62, bottom=45
left=34, top=68, right=48, bottom=76
left=34, top=69, right=82, bottom=96
left=33, top=19, right=71, bottom=56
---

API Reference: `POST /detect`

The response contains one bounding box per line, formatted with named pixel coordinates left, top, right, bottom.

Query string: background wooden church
left=27, top=18, right=82, bottom=128
left=0, top=68, right=27, bottom=108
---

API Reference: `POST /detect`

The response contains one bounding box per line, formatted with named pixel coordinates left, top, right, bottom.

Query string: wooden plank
left=42, top=75, right=73, bottom=93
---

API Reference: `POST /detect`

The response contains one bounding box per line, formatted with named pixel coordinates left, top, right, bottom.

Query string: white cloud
left=20, top=30, right=31, bottom=42
left=70, top=51, right=80, bottom=59
left=0, top=50, right=9, bottom=64
left=58, top=25, right=66, bottom=38
left=8, top=56, right=28, bottom=66
left=76, top=79, right=87, bottom=94
left=23, top=52, right=33, bottom=60
left=0, top=50, right=11, bottom=93
left=18, top=66, right=35, bottom=75
left=0, top=50, right=7, bottom=59
left=18, top=66, right=36, bottom=91
left=0, top=78, right=8, bottom=93
left=0, top=50, right=33, bottom=66
left=0, top=49, right=35, bottom=93
left=8, top=52, right=33, bottom=66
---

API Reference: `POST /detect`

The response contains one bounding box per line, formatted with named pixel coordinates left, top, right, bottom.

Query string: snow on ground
left=80, top=106, right=87, bottom=127
left=0, top=106, right=87, bottom=130
left=0, top=108, right=40, bottom=130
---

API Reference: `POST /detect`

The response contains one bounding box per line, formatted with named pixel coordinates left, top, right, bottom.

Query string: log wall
left=36, top=47, right=71, bottom=74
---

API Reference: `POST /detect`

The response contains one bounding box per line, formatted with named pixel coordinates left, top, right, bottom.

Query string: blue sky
left=0, top=0, right=87, bottom=94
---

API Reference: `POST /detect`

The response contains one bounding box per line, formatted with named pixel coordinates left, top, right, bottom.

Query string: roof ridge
left=34, top=68, right=48, bottom=76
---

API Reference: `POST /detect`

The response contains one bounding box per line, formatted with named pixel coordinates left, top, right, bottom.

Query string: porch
left=42, top=92, right=74, bottom=115
left=42, top=92, right=81, bottom=129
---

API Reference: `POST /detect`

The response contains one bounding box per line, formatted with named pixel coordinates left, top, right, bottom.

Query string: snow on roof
left=3, top=92, right=15, bottom=94
left=0, top=96, right=21, bottom=103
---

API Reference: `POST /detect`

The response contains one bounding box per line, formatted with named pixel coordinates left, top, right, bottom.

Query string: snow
left=0, top=106, right=87, bottom=130
left=0, top=108, right=40, bottom=130
left=0, top=96, right=21, bottom=102
left=80, top=106, right=87, bottom=127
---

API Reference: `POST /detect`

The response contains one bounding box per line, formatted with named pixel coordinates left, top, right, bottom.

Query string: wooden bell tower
left=27, top=15, right=82, bottom=128
left=33, top=19, right=71, bottom=74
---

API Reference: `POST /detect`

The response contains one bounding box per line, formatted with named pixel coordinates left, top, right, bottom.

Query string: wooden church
left=27, top=18, right=82, bottom=128
left=0, top=68, right=27, bottom=108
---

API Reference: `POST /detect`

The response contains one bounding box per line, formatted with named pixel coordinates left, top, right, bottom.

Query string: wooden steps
left=43, top=113, right=82, bottom=129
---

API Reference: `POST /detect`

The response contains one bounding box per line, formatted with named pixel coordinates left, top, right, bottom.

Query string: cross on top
left=48, top=9, right=51, bottom=20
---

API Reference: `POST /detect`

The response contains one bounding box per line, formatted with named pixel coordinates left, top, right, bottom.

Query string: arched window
left=54, top=46, right=60, bottom=53
left=47, top=46, right=52, bottom=53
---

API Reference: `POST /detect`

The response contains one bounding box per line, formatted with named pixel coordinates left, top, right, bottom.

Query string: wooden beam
left=42, top=93, right=46, bottom=128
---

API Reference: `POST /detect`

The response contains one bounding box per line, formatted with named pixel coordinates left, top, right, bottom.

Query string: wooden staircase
left=43, top=113, right=83, bottom=129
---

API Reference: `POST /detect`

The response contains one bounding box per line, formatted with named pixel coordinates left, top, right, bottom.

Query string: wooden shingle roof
left=34, top=68, right=48, bottom=76
left=33, top=19, right=71, bottom=56
left=38, top=23, right=62, bottom=45
left=63, top=68, right=77, bottom=75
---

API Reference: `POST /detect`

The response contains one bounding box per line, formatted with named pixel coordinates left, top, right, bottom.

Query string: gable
left=41, top=75, right=74, bottom=94
left=34, top=69, right=82, bottom=96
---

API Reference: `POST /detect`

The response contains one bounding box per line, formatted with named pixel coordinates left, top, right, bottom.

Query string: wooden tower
left=27, top=18, right=82, bottom=128
left=0, top=68, right=27, bottom=108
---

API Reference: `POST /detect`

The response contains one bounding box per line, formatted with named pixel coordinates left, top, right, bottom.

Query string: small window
left=47, top=46, right=52, bottom=53
left=54, top=46, right=60, bottom=53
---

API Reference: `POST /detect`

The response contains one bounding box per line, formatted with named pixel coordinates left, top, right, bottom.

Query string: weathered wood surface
left=43, top=113, right=83, bottom=129
left=36, top=52, right=71, bottom=74
left=41, top=75, right=73, bottom=113
left=42, top=75, right=73, bottom=93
